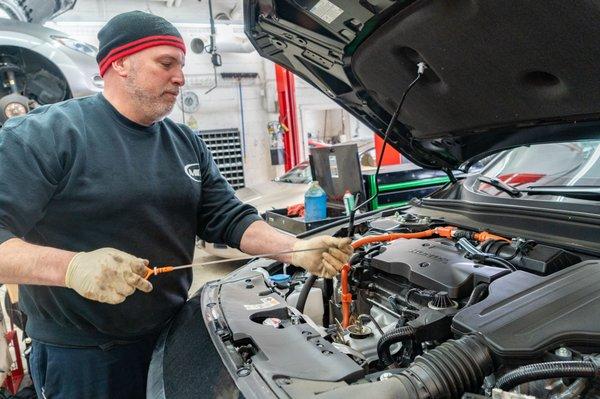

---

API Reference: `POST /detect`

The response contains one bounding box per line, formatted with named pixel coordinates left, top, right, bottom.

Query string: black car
left=148, top=2, right=600, bottom=398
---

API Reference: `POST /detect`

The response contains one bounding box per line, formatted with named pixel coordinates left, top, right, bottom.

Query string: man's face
left=123, top=45, right=185, bottom=123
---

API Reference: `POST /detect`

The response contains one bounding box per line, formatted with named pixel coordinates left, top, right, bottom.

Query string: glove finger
left=323, top=252, right=344, bottom=271
left=111, top=271, right=135, bottom=297
left=340, top=244, right=354, bottom=256
left=128, top=259, right=149, bottom=276
left=336, top=237, right=352, bottom=248
left=320, top=236, right=340, bottom=248
left=97, top=291, right=126, bottom=305
left=109, top=293, right=126, bottom=304
left=321, top=259, right=339, bottom=278
left=115, top=285, right=135, bottom=297
left=125, top=272, right=153, bottom=293
left=320, top=237, right=353, bottom=255
left=328, top=247, right=351, bottom=263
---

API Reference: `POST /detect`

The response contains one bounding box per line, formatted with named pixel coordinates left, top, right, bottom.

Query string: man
left=0, top=11, right=352, bottom=398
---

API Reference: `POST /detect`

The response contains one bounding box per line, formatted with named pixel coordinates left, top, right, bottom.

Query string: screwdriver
left=143, top=246, right=329, bottom=280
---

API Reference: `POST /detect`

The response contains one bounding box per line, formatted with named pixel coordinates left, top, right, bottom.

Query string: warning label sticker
left=329, top=155, right=339, bottom=178
left=310, top=0, right=343, bottom=24
left=244, top=297, right=280, bottom=310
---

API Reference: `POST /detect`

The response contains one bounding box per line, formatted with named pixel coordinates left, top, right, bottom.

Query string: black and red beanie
left=96, top=11, right=186, bottom=77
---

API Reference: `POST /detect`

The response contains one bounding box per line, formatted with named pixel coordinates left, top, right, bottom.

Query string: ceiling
left=0, top=0, right=243, bottom=24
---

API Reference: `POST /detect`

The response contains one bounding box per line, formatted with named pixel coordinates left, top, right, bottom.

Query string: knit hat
left=96, top=11, right=186, bottom=77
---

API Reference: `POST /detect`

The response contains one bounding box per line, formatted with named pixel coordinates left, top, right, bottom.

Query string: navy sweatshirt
left=0, top=94, right=261, bottom=346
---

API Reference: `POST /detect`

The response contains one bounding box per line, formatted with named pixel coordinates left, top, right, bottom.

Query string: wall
left=53, top=0, right=242, bottom=24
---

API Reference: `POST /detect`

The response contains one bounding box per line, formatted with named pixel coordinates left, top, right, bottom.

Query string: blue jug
left=304, top=181, right=327, bottom=222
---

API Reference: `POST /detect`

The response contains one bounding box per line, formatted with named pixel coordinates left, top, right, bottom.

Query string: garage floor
left=188, top=248, right=246, bottom=294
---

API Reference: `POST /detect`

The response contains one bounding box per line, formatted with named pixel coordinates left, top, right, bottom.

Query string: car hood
left=245, top=0, right=600, bottom=170
left=0, top=16, right=75, bottom=38
left=0, top=0, right=76, bottom=23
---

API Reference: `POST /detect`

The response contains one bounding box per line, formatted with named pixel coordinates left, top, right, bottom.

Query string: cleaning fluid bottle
left=304, top=181, right=327, bottom=222
left=343, top=190, right=355, bottom=215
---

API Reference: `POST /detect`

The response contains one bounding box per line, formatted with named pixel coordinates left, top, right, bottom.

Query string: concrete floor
left=188, top=247, right=246, bottom=294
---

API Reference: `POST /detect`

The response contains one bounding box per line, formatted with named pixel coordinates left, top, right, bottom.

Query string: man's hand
left=65, top=248, right=153, bottom=304
left=292, top=236, right=353, bottom=278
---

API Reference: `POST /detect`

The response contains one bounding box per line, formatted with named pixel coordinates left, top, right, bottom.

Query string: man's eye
left=161, top=62, right=172, bottom=68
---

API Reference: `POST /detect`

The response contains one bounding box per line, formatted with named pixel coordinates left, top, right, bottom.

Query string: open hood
left=245, top=0, right=600, bottom=169
left=0, top=0, right=76, bottom=23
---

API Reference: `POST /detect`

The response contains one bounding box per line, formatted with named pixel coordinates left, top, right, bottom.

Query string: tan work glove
left=65, top=248, right=153, bottom=304
left=292, top=236, right=353, bottom=278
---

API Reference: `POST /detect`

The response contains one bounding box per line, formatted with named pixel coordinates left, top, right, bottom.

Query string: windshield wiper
left=522, top=186, right=600, bottom=201
left=476, top=176, right=522, bottom=197
left=477, top=177, right=600, bottom=200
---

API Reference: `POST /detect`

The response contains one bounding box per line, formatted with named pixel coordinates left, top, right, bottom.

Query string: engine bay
left=204, top=211, right=600, bottom=399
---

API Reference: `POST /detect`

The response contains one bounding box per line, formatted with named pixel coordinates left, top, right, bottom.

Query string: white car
left=0, top=17, right=102, bottom=125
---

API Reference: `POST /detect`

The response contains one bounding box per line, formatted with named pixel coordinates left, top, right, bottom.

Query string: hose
left=349, top=251, right=364, bottom=266
left=296, top=274, right=317, bottom=314
left=496, top=361, right=600, bottom=392
left=465, top=283, right=488, bottom=307
left=377, top=325, right=417, bottom=366
left=457, top=237, right=516, bottom=271
left=457, top=237, right=486, bottom=256
left=319, top=335, right=493, bottom=399
left=550, top=377, right=588, bottom=399
left=482, top=256, right=517, bottom=271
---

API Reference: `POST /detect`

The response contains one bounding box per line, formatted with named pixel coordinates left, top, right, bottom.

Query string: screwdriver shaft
left=168, top=246, right=329, bottom=271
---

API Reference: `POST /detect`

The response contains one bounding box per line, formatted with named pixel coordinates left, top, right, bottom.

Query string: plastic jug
left=304, top=181, right=327, bottom=222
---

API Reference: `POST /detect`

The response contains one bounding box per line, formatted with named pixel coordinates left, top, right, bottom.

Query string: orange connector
left=144, top=266, right=174, bottom=280
left=473, top=231, right=510, bottom=242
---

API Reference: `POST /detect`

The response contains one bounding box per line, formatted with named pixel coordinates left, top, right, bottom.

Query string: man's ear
left=110, top=56, right=130, bottom=77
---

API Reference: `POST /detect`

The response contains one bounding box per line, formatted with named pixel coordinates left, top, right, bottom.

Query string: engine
left=271, top=213, right=600, bottom=399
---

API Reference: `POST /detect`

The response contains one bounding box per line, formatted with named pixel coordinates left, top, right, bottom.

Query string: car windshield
left=475, top=140, right=600, bottom=202
left=275, top=162, right=312, bottom=184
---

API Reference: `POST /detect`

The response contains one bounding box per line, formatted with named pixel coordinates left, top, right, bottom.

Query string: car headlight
left=51, top=36, right=98, bottom=57
left=4, top=102, right=27, bottom=118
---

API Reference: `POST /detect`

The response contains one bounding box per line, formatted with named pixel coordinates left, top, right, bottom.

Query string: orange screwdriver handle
left=144, top=266, right=174, bottom=280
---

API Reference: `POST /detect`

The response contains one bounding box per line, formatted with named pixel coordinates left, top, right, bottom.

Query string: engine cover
left=452, top=261, right=600, bottom=359
left=370, top=239, right=509, bottom=298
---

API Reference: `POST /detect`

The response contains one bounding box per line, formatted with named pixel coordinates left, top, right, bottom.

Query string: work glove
left=65, top=248, right=153, bottom=304
left=292, top=236, right=353, bottom=278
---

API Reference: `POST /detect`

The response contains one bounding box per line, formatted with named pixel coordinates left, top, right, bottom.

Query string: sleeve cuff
left=0, top=229, right=17, bottom=246
left=227, top=213, right=263, bottom=249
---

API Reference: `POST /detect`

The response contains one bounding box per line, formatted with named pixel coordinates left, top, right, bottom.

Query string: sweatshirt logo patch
left=184, top=163, right=201, bottom=182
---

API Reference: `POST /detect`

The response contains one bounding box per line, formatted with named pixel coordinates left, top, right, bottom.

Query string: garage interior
left=3, top=1, right=596, bottom=399
left=0, top=1, right=388, bottom=395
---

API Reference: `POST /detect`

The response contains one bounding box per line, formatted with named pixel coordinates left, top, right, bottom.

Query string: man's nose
left=172, top=67, right=185, bottom=86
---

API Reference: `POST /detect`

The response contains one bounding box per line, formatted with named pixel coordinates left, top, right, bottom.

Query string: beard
left=124, top=69, right=177, bottom=124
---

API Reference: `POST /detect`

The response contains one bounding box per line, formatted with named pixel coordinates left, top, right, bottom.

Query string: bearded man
left=0, top=11, right=352, bottom=398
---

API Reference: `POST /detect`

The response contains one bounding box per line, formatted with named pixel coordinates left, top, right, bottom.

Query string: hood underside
left=245, top=0, right=600, bottom=169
